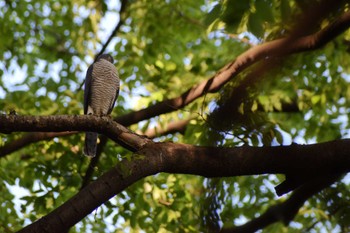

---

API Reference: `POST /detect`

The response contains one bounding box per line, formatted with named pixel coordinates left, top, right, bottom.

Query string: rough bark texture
left=1, top=114, right=347, bottom=233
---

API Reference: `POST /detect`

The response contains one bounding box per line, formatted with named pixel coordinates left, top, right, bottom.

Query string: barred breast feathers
left=89, top=59, right=120, bottom=115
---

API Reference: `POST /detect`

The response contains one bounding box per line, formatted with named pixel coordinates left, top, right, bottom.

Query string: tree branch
left=80, top=118, right=190, bottom=189
left=78, top=0, right=128, bottom=90
left=116, top=9, right=350, bottom=126
left=2, top=115, right=350, bottom=178
left=77, top=0, right=128, bottom=192
left=80, top=136, right=108, bottom=189
left=221, top=174, right=342, bottom=233
left=17, top=148, right=160, bottom=233
left=141, top=118, right=190, bottom=138
left=0, top=131, right=75, bottom=158
left=7, top=2, right=350, bottom=232
left=95, top=0, right=128, bottom=60
left=3, top=10, right=350, bottom=158
left=8, top=114, right=349, bottom=232
left=81, top=118, right=190, bottom=189
left=0, top=115, right=150, bottom=152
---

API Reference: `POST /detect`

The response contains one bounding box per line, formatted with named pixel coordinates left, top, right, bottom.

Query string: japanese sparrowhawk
left=83, top=54, right=120, bottom=157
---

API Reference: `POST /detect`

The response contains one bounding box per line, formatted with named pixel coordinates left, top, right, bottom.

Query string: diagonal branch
left=17, top=146, right=160, bottom=233
left=78, top=0, right=129, bottom=90
left=3, top=9, right=350, bottom=159
left=116, top=10, right=350, bottom=126
left=95, top=0, right=128, bottom=60
left=221, top=174, right=342, bottom=233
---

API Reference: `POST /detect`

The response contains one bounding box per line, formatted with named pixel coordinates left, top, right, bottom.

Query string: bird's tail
left=84, top=132, right=98, bottom=157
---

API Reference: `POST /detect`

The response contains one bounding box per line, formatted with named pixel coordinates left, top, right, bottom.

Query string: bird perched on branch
left=83, top=54, right=120, bottom=157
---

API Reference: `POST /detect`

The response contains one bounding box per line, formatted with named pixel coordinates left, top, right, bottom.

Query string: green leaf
left=248, top=12, right=264, bottom=38
left=204, top=3, right=222, bottom=27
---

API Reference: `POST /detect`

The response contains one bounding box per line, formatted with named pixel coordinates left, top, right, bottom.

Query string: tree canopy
left=1, top=0, right=350, bottom=232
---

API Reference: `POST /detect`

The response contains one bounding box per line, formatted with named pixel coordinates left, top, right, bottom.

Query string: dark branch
left=95, top=0, right=128, bottom=60
left=9, top=114, right=350, bottom=232
left=17, top=150, right=161, bottom=233
left=210, top=3, right=350, bottom=128
left=80, top=136, right=108, bottom=189
left=0, top=114, right=150, bottom=152
left=3, top=9, right=350, bottom=158
left=117, top=9, right=350, bottom=126
left=221, top=174, right=342, bottom=233
left=78, top=0, right=128, bottom=90
left=2, top=114, right=350, bottom=178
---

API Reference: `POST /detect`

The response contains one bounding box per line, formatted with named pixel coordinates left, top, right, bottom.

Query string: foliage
left=1, top=0, right=350, bottom=232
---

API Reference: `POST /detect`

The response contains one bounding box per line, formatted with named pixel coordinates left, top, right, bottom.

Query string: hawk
left=83, top=54, right=120, bottom=157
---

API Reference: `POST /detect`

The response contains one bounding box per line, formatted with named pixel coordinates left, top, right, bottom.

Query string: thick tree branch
left=2, top=115, right=350, bottom=177
left=0, top=115, right=151, bottom=152
left=8, top=114, right=349, bottom=232
left=17, top=150, right=160, bottom=233
left=80, top=118, right=190, bottom=189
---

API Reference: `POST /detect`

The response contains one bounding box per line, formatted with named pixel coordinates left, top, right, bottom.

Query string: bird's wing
left=108, top=82, right=120, bottom=115
left=84, top=64, right=94, bottom=114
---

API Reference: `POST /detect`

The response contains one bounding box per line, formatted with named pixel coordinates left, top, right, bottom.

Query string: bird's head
left=97, top=54, right=114, bottom=63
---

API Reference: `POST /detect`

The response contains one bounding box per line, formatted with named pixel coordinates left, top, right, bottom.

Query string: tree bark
left=0, top=114, right=347, bottom=232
